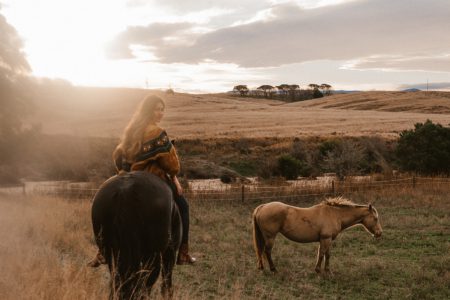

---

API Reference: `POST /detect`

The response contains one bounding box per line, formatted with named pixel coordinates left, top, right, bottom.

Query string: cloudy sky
left=1, top=0, right=450, bottom=92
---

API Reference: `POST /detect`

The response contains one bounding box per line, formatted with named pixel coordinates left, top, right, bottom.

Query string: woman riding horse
left=89, top=94, right=196, bottom=267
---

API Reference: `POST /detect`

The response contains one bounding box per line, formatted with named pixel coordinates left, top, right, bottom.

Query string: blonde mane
left=321, top=197, right=358, bottom=207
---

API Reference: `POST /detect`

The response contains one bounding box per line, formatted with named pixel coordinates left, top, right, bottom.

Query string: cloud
left=127, top=0, right=265, bottom=12
left=105, top=22, right=194, bottom=59
left=112, top=0, right=450, bottom=69
left=346, top=54, right=450, bottom=72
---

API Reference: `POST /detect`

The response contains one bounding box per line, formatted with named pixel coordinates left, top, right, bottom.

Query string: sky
left=1, top=0, right=450, bottom=93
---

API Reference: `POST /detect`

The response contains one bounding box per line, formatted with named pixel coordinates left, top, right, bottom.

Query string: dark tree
left=396, top=120, right=450, bottom=175
left=288, top=84, right=300, bottom=101
left=233, top=85, right=249, bottom=96
left=0, top=12, right=37, bottom=183
left=276, top=84, right=290, bottom=99
left=320, top=83, right=332, bottom=96
left=257, top=85, right=274, bottom=98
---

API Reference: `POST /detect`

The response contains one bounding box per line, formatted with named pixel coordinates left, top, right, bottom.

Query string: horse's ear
left=369, top=204, right=373, bottom=211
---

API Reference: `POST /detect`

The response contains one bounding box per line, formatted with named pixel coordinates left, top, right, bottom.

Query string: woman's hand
left=173, top=175, right=183, bottom=195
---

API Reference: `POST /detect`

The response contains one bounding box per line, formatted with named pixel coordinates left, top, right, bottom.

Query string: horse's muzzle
left=374, top=231, right=382, bottom=238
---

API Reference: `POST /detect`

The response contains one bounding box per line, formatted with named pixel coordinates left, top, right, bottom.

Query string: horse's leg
left=257, top=254, right=264, bottom=270
left=161, top=247, right=176, bottom=299
left=263, top=237, right=277, bottom=273
left=315, top=238, right=332, bottom=274
left=324, top=243, right=333, bottom=275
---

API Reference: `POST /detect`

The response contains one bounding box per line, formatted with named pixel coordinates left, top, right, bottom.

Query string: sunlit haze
left=2, top=0, right=450, bottom=92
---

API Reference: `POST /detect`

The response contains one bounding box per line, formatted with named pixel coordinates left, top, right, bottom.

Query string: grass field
left=0, top=185, right=449, bottom=299
left=27, top=88, right=450, bottom=139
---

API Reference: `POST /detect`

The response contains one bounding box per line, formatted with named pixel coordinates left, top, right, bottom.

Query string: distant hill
left=331, top=90, right=361, bottom=94
left=402, top=88, right=421, bottom=92
left=290, top=91, right=450, bottom=114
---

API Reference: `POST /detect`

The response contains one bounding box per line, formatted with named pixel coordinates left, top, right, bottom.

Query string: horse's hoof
left=270, top=268, right=278, bottom=274
left=315, top=268, right=321, bottom=274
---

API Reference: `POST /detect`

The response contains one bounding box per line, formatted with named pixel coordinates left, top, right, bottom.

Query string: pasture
left=0, top=185, right=449, bottom=299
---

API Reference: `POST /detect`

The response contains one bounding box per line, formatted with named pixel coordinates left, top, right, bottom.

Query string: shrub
left=277, top=154, right=305, bottom=180
left=359, top=137, right=393, bottom=175
left=318, top=139, right=340, bottom=156
left=229, top=160, right=257, bottom=177
left=320, top=139, right=364, bottom=179
left=257, top=158, right=279, bottom=179
left=396, top=120, right=450, bottom=175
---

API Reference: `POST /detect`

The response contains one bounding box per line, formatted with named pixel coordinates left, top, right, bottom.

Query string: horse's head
left=361, top=204, right=382, bottom=238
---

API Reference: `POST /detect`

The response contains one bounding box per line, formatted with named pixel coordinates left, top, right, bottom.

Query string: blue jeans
left=168, top=181, right=190, bottom=244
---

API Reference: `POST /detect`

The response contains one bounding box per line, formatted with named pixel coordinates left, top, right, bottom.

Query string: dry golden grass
left=27, top=87, right=450, bottom=139
left=296, top=91, right=450, bottom=113
left=0, top=194, right=108, bottom=299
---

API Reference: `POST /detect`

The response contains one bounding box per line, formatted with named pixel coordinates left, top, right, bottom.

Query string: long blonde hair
left=114, top=95, right=165, bottom=162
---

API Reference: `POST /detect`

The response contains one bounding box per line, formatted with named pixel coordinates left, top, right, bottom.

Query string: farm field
left=1, top=186, right=449, bottom=299
left=26, top=87, right=450, bottom=139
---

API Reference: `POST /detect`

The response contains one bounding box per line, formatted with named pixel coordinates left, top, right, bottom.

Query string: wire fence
left=4, top=176, right=449, bottom=202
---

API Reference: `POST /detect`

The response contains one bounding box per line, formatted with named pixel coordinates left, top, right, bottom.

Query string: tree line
left=232, top=83, right=333, bottom=102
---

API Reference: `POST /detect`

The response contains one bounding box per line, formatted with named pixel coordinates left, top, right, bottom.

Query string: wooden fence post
left=331, top=180, right=335, bottom=196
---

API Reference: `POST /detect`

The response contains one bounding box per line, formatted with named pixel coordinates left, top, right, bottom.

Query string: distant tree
left=288, top=84, right=300, bottom=101
left=396, top=120, right=450, bottom=175
left=257, top=85, right=274, bottom=98
left=320, top=84, right=333, bottom=96
left=308, top=83, right=319, bottom=90
left=308, top=83, right=323, bottom=98
left=0, top=13, right=37, bottom=183
left=233, top=85, right=249, bottom=97
left=276, top=84, right=290, bottom=99
left=312, top=88, right=324, bottom=98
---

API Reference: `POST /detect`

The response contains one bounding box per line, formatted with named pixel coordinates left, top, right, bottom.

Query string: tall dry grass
left=0, top=195, right=108, bottom=299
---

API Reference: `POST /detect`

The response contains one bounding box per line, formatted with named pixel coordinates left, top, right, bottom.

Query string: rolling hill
left=26, top=86, right=450, bottom=139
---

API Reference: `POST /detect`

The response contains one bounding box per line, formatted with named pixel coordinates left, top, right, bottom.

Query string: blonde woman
left=88, top=94, right=195, bottom=267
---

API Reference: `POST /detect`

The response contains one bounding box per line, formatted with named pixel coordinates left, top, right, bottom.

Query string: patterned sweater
left=114, top=125, right=180, bottom=181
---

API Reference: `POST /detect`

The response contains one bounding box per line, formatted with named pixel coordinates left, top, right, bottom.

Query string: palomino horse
left=91, top=171, right=182, bottom=299
left=252, top=197, right=382, bottom=274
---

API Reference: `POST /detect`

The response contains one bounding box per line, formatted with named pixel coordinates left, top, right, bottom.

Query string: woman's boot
left=177, top=243, right=196, bottom=265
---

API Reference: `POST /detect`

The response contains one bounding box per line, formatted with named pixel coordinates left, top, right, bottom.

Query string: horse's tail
left=252, top=205, right=266, bottom=270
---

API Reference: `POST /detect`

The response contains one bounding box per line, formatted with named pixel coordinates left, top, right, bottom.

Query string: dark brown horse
left=252, top=197, right=382, bottom=274
left=91, top=171, right=181, bottom=299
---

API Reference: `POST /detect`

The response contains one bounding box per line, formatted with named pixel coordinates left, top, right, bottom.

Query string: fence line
left=9, top=176, right=450, bottom=201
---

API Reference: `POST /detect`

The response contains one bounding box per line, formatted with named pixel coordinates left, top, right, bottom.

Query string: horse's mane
left=321, top=197, right=359, bottom=207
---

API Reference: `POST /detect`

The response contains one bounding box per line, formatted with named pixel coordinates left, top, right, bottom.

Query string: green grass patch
left=173, top=192, right=450, bottom=299
left=229, top=160, right=259, bottom=176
